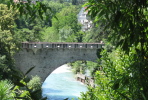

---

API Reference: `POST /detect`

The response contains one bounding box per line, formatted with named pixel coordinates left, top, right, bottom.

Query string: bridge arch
left=14, top=42, right=104, bottom=82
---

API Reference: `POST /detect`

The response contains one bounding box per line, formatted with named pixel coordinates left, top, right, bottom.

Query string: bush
left=27, top=75, right=42, bottom=99
left=80, top=47, right=148, bottom=100
left=0, top=80, right=15, bottom=100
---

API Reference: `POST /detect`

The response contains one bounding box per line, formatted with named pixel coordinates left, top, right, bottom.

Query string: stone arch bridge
left=14, top=42, right=104, bottom=82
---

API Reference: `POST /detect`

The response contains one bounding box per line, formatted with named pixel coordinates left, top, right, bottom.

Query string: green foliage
left=79, top=0, right=148, bottom=100
left=75, top=30, right=85, bottom=42
left=0, top=4, right=18, bottom=54
left=71, top=61, right=97, bottom=76
left=85, top=0, right=148, bottom=53
left=0, top=80, right=15, bottom=100
left=42, top=3, right=82, bottom=42
left=0, top=4, right=45, bottom=100
left=15, top=27, right=44, bottom=42
left=0, top=55, right=9, bottom=80
left=80, top=47, right=148, bottom=100
left=0, top=4, right=20, bottom=80
left=6, top=0, right=54, bottom=21
left=83, top=26, right=108, bottom=43
left=0, top=4, right=17, bottom=30
left=15, top=14, right=46, bottom=42
left=79, top=87, right=98, bottom=100
left=27, top=75, right=41, bottom=91
left=27, top=75, right=42, bottom=99
left=85, top=61, right=98, bottom=77
left=12, top=68, right=46, bottom=100
left=72, top=0, right=78, bottom=5
left=42, top=27, right=60, bottom=42
left=43, top=1, right=64, bottom=13
left=71, top=61, right=86, bottom=74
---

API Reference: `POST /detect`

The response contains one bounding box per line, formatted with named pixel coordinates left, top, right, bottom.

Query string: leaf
left=20, top=80, right=27, bottom=86
left=20, top=91, right=30, bottom=98
left=141, top=92, right=147, bottom=100
left=25, top=66, right=35, bottom=75
left=53, top=15, right=58, bottom=20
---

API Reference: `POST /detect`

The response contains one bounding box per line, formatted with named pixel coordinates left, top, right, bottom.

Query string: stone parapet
left=21, top=42, right=104, bottom=49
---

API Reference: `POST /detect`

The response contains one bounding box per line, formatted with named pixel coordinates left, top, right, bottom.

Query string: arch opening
left=42, top=60, right=97, bottom=100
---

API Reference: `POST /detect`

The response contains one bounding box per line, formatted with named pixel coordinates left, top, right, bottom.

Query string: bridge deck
left=22, top=42, right=104, bottom=49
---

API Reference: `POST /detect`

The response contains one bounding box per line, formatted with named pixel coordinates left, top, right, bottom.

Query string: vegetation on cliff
left=79, top=0, right=148, bottom=99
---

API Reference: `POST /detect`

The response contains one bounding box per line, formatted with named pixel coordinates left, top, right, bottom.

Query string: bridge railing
left=21, top=42, right=104, bottom=49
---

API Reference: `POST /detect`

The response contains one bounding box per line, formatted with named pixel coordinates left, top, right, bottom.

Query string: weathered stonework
left=14, top=42, right=104, bottom=82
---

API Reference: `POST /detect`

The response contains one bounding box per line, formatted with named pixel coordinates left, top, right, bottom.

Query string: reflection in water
left=42, top=64, right=88, bottom=100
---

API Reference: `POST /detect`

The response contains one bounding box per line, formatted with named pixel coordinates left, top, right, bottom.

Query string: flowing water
left=42, top=64, right=88, bottom=100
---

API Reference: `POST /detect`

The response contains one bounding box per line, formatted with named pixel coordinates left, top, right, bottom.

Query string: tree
left=0, top=0, right=54, bottom=22
left=79, top=0, right=148, bottom=99
left=0, top=4, right=45, bottom=99
left=43, top=3, right=81, bottom=42
left=83, top=26, right=108, bottom=43
left=15, top=16, right=44, bottom=42
left=43, top=27, right=60, bottom=42
left=0, top=4, right=18, bottom=79
left=85, top=0, right=148, bottom=53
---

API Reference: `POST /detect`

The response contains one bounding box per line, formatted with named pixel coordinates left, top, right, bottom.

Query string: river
left=42, top=64, right=88, bottom=100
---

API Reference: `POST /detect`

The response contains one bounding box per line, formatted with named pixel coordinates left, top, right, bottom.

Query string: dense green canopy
left=79, top=0, right=148, bottom=100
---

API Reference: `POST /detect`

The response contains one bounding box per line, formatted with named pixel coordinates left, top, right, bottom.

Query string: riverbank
left=76, top=73, right=95, bottom=87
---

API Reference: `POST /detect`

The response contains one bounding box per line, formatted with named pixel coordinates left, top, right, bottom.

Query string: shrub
left=0, top=80, right=15, bottom=100
left=27, top=75, right=42, bottom=99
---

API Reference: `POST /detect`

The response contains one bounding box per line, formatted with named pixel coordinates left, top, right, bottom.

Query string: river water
left=42, top=64, right=88, bottom=100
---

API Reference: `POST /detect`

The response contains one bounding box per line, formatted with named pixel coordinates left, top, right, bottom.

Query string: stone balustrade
left=22, top=42, right=104, bottom=49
